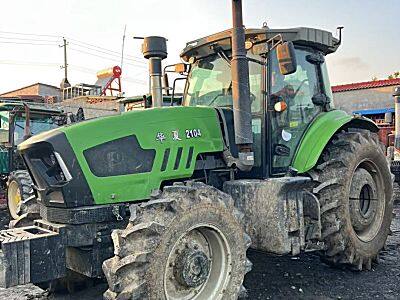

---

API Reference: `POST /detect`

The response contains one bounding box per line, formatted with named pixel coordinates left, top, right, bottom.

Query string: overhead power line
left=0, top=30, right=147, bottom=65
left=69, top=42, right=129, bottom=60
left=0, top=60, right=147, bottom=85
left=69, top=42, right=146, bottom=66
left=0, top=30, right=61, bottom=38
left=69, top=47, right=146, bottom=69
left=0, top=60, right=59, bottom=67
left=67, top=37, right=145, bottom=62
left=1, top=31, right=150, bottom=87
left=0, top=41, right=57, bottom=46
left=0, top=36, right=59, bottom=43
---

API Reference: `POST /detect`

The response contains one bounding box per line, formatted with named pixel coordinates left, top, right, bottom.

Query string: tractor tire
left=102, top=182, right=252, bottom=300
left=7, top=170, right=38, bottom=221
left=311, top=129, right=393, bottom=270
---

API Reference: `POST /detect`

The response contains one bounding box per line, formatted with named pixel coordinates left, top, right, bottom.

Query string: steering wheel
left=208, top=90, right=257, bottom=107
left=292, top=79, right=309, bottom=99
left=208, top=92, right=225, bottom=106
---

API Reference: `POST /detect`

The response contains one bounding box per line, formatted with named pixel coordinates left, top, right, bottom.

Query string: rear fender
left=292, top=110, right=378, bottom=173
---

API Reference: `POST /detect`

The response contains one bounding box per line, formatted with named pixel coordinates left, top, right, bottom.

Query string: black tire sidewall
left=146, top=203, right=246, bottom=300
left=335, top=136, right=392, bottom=258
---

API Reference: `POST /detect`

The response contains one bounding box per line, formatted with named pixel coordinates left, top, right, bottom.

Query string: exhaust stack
left=140, top=36, right=167, bottom=107
left=231, top=0, right=254, bottom=169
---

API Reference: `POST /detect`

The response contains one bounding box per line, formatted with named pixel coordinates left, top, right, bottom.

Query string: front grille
left=22, top=142, right=67, bottom=192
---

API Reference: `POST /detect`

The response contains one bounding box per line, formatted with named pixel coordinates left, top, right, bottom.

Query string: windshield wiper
left=212, top=44, right=231, bottom=67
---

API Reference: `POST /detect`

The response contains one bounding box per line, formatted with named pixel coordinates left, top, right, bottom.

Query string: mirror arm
left=163, top=64, right=176, bottom=96
left=163, top=73, right=170, bottom=96
left=311, top=93, right=330, bottom=106
left=171, top=77, right=187, bottom=106
left=252, top=33, right=283, bottom=56
left=306, top=53, right=325, bottom=65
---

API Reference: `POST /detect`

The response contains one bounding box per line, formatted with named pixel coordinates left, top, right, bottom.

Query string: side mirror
left=276, top=42, right=297, bottom=75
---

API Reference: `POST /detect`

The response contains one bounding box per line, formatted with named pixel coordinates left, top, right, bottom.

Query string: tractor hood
left=18, top=106, right=224, bottom=207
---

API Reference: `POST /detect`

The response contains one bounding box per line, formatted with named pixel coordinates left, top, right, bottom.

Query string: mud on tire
left=102, top=182, right=252, bottom=299
left=311, top=129, right=393, bottom=270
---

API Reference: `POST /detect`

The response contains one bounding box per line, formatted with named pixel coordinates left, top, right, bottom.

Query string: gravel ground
left=0, top=202, right=399, bottom=300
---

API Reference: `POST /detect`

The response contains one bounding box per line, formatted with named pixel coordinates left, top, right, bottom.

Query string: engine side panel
left=58, top=106, right=224, bottom=205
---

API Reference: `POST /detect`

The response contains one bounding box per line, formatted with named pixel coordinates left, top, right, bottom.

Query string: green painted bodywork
left=0, top=151, right=8, bottom=173
left=291, top=110, right=374, bottom=173
left=59, top=106, right=224, bottom=205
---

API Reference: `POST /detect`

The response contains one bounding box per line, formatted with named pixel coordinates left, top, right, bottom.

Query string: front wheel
left=311, top=129, right=393, bottom=270
left=102, top=183, right=252, bottom=299
left=7, top=170, right=34, bottom=220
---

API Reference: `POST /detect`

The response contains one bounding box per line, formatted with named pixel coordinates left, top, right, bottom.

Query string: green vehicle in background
left=0, top=101, right=67, bottom=224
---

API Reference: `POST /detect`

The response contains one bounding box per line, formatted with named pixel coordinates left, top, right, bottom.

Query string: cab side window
left=269, top=47, right=321, bottom=173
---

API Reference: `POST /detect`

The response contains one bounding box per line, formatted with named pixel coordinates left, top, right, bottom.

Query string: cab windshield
left=14, top=115, right=58, bottom=145
left=184, top=53, right=263, bottom=113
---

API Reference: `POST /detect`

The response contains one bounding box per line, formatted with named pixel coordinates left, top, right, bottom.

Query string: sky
left=1, top=0, right=399, bottom=96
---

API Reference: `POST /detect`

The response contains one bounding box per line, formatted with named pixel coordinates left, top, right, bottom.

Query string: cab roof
left=0, top=100, right=64, bottom=115
left=181, top=27, right=339, bottom=61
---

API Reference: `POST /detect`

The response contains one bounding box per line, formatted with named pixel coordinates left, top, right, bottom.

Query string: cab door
left=268, top=47, right=323, bottom=175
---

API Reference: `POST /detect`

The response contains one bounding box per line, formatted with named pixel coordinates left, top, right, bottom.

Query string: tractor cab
left=0, top=101, right=66, bottom=173
left=180, top=27, right=340, bottom=177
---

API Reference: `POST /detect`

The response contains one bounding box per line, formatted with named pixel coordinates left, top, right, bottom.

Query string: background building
left=332, top=78, right=400, bottom=115
left=332, top=78, right=400, bottom=147
left=0, top=83, right=61, bottom=103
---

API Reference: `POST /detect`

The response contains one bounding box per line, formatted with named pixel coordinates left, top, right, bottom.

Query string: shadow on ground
left=1, top=204, right=399, bottom=300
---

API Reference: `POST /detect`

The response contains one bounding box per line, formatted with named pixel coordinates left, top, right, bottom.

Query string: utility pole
left=60, top=37, right=70, bottom=89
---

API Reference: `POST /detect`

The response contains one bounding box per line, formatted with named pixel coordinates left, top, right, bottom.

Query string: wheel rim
left=359, top=184, right=372, bottom=216
left=164, top=224, right=232, bottom=300
left=8, top=181, right=21, bottom=219
left=349, top=160, right=385, bottom=242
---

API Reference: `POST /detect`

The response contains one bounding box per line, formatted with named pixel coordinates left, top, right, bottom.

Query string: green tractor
left=0, top=1, right=392, bottom=299
left=0, top=101, right=67, bottom=224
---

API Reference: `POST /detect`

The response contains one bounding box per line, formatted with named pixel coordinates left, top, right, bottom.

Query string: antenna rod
left=120, top=25, right=127, bottom=70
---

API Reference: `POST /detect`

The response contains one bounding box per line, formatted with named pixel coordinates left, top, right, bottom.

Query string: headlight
left=54, top=152, right=72, bottom=182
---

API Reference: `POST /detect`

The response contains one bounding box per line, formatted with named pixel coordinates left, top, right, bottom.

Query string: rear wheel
left=7, top=170, right=36, bottom=220
left=102, top=182, right=252, bottom=299
left=311, top=130, right=393, bottom=270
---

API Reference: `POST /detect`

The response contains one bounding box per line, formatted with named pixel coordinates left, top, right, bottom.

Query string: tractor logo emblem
left=156, top=132, right=166, bottom=143
left=172, top=130, right=182, bottom=141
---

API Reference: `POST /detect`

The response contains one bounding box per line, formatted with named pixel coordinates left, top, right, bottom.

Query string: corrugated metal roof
left=332, top=78, right=400, bottom=93
left=353, top=107, right=395, bottom=115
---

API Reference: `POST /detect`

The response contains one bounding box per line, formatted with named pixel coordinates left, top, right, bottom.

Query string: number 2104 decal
left=185, top=129, right=202, bottom=139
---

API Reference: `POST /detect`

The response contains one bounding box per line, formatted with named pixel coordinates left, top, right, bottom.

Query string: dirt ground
left=1, top=201, right=399, bottom=300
